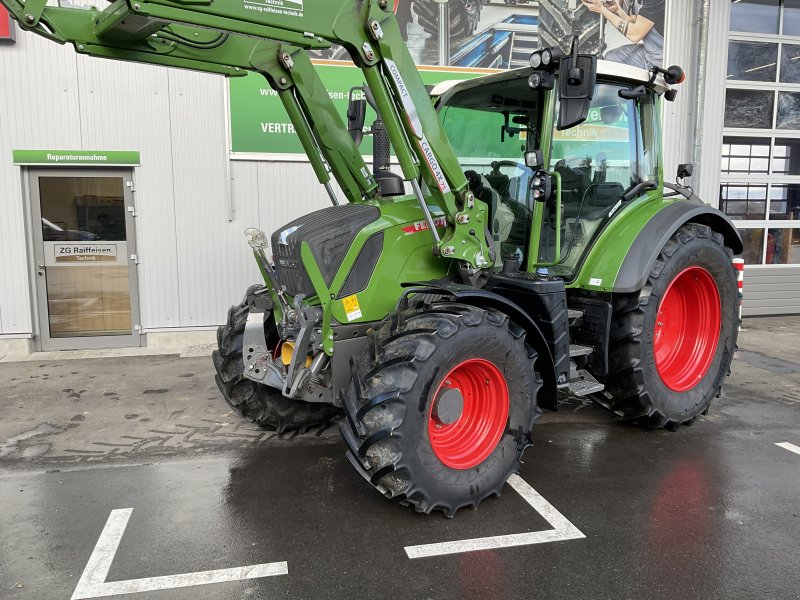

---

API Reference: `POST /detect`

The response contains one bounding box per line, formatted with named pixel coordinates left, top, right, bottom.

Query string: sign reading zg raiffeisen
left=229, top=63, right=486, bottom=155
left=12, top=150, right=141, bottom=165
left=53, top=244, right=119, bottom=263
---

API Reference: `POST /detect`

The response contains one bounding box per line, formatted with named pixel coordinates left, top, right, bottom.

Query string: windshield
left=439, top=87, right=542, bottom=265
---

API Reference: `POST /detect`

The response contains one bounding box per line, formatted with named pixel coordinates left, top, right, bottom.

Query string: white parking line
left=776, top=442, right=800, bottom=456
left=71, top=508, right=287, bottom=600
left=404, top=474, right=585, bottom=559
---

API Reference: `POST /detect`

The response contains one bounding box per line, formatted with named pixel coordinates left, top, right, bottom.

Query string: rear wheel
left=413, top=0, right=481, bottom=39
left=212, top=285, right=340, bottom=433
left=604, top=224, right=739, bottom=429
left=340, top=302, right=542, bottom=516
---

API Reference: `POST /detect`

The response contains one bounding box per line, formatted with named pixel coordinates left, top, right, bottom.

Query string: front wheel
left=212, top=285, right=340, bottom=433
left=604, top=223, right=739, bottom=429
left=340, top=302, right=542, bottom=516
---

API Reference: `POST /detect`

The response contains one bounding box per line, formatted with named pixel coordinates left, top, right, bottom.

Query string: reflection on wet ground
left=2, top=395, right=799, bottom=599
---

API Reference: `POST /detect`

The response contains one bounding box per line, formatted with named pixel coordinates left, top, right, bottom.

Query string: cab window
left=440, top=103, right=539, bottom=263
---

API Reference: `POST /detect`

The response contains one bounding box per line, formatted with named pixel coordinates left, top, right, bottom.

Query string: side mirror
left=677, top=163, right=693, bottom=181
left=347, top=93, right=367, bottom=147
left=557, top=39, right=597, bottom=130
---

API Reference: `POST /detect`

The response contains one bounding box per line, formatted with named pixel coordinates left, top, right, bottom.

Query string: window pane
left=720, top=184, right=767, bottom=219
left=725, top=89, right=774, bottom=129
left=784, top=0, right=800, bottom=36
left=769, top=184, right=800, bottom=220
left=780, top=44, right=800, bottom=84
left=739, top=229, right=765, bottom=265
left=772, top=139, right=800, bottom=174
left=728, top=41, right=778, bottom=82
left=766, top=228, right=800, bottom=264
left=721, top=136, right=771, bottom=174
left=777, top=91, right=800, bottom=129
left=730, top=0, right=780, bottom=34
left=37, top=177, right=132, bottom=338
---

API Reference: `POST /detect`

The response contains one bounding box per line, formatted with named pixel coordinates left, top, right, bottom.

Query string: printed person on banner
left=582, top=0, right=665, bottom=71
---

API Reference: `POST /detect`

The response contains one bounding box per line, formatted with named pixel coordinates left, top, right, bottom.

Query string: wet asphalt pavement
left=1, top=318, right=799, bottom=600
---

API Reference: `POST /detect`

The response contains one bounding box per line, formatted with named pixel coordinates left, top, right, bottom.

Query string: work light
left=530, top=170, right=552, bottom=203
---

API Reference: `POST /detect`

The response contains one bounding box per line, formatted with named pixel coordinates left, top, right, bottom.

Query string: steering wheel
left=490, top=160, right=530, bottom=172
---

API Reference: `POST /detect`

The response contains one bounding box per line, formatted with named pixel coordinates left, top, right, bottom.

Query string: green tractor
left=4, top=0, right=741, bottom=516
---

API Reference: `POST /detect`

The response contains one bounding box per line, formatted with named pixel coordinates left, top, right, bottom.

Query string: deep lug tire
left=604, top=224, right=739, bottom=429
left=413, top=0, right=481, bottom=39
left=212, top=285, right=340, bottom=433
left=340, top=302, right=542, bottom=516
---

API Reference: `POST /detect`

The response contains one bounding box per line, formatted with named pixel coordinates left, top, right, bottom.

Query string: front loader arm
left=2, top=0, right=492, bottom=269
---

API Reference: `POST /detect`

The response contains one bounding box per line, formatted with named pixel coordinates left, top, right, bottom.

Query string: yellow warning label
left=342, top=294, right=363, bottom=322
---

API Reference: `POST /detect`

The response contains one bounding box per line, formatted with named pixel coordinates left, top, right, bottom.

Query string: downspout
left=692, top=0, right=711, bottom=185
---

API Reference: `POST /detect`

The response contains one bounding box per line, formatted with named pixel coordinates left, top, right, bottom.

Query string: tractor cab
left=433, top=55, right=671, bottom=281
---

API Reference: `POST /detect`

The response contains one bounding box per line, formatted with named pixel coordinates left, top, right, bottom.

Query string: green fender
left=569, top=194, right=743, bottom=294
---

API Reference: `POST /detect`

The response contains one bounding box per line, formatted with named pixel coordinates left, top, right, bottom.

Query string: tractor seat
left=554, top=161, right=591, bottom=218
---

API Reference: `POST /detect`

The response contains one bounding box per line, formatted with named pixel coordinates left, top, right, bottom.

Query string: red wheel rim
left=428, top=358, right=509, bottom=470
left=654, top=267, right=721, bottom=392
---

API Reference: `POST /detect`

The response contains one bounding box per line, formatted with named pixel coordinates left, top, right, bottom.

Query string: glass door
left=30, top=169, right=141, bottom=350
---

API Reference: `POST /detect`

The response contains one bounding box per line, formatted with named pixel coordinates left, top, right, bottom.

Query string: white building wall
left=661, top=0, right=700, bottom=189
left=0, top=33, right=82, bottom=335
left=0, top=33, right=296, bottom=336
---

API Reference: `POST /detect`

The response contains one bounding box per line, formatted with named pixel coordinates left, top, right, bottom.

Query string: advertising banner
left=0, top=5, right=14, bottom=42
left=230, top=63, right=485, bottom=155
left=540, top=0, right=665, bottom=70
left=229, top=0, right=666, bottom=156
left=12, top=150, right=141, bottom=166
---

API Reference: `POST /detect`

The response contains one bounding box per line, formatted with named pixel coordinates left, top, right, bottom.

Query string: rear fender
left=613, top=203, right=743, bottom=293
left=400, top=280, right=558, bottom=410
left=571, top=198, right=743, bottom=294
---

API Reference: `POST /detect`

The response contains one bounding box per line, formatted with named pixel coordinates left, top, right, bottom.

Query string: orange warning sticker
left=342, top=294, right=363, bottom=321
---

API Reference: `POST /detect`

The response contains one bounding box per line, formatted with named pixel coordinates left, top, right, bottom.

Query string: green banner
left=229, top=63, right=485, bottom=155
left=12, top=150, right=141, bottom=166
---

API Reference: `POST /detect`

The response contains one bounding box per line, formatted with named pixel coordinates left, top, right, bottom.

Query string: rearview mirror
left=557, top=39, right=597, bottom=131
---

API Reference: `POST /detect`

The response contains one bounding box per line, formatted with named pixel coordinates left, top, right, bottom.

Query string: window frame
left=723, top=0, right=800, bottom=266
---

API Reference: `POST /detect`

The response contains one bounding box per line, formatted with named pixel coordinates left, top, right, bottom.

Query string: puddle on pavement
left=0, top=423, right=63, bottom=458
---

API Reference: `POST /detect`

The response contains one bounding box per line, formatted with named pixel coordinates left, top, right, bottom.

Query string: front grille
left=271, top=204, right=381, bottom=297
